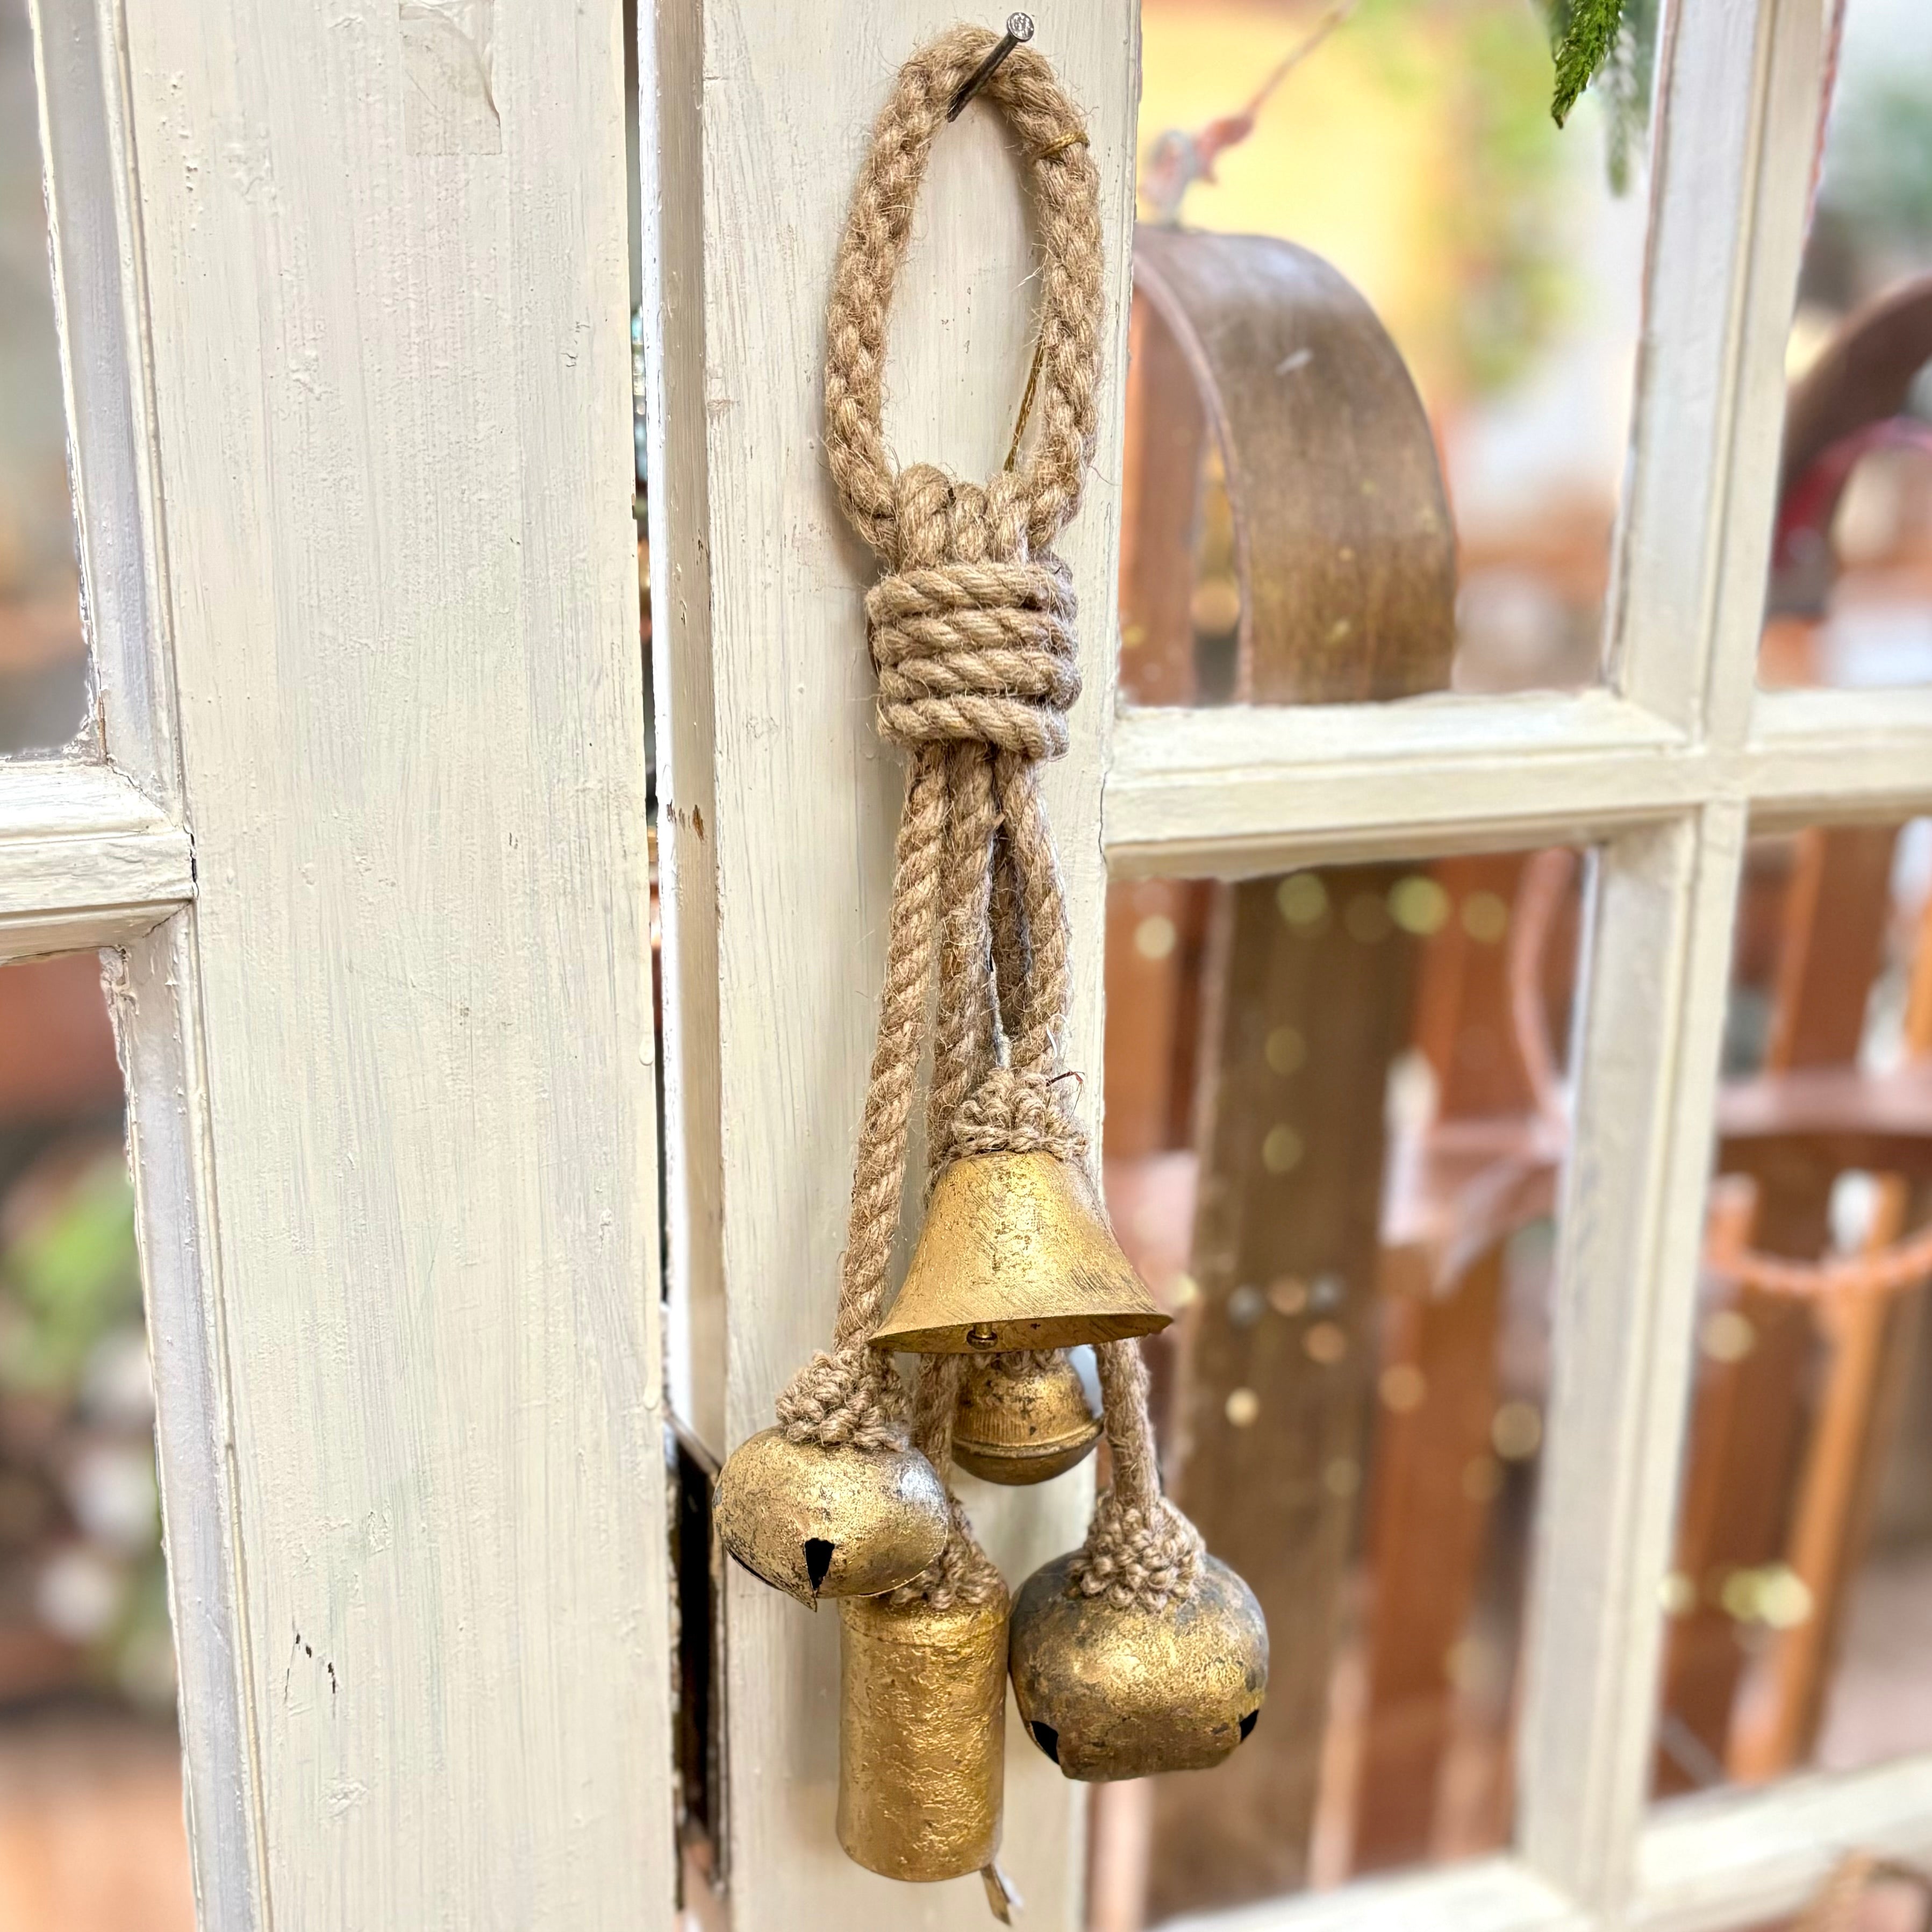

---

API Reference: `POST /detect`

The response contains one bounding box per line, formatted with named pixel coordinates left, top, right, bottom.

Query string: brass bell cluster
left=710, top=19, right=1270, bottom=1910
left=714, top=790, right=1270, bottom=1914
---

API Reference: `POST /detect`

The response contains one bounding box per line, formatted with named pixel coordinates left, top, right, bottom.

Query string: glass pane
left=0, top=956, right=191, bottom=1930
left=1094, top=847, right=1583, bottom=1923
left=1651, top=819, right=1932, bottom=1800
left=1763, top=0, right=1932, bottom=690
left=1126, top=1, right=1655, bottom=707
left=0, top=0, right=88, bottom=757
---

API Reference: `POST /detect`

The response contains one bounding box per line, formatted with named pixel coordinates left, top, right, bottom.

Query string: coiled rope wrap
left=774, top=24, right=1197, bottom=1615
left=869, top=554, right=1081, bottom=761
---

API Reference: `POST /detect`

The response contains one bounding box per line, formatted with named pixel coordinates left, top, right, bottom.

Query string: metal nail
left=949, top=13, right=1034, bottom=121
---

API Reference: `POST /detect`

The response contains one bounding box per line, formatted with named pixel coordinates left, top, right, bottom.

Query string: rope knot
left=868, top=548, right=1080, bottom=762
left=775, top=1345, right=907, bottom=1452
left=944, top=1066, right=1089, bottom=1163
left=1068, top=1490, right=1204, bottom=1613
left=887, top=1499, right=1005, bottom=1609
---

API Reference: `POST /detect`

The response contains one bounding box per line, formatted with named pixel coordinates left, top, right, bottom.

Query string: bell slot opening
left=803, top=1537, right=836, bottom=1594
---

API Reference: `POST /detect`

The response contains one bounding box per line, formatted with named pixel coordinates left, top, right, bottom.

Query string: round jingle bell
left=870, top=1151, right=1171, bottom=1354
left=837, top=1579, right=1009, bottom=1881
left=1008, top=1552, right=1268, bottom=1780
left=713, top=1428, right=949, bottom=1606
left=953, top=1349, right=1102, bottom=1485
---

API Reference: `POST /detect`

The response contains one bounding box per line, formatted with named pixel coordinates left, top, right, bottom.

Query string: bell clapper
left=981, top=1861, right=1021, bottom=1924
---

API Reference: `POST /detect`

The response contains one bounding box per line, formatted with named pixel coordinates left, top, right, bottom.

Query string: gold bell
left=837, top=1579, right=1010, bottom=1881
left=953, top=1350, right=1103, bottom=1485
left=713, top=1428, right=950, bottom=1605
left=871, top=1152, right=1172, bottom=1354
left=1008, top=1553, right=1268, bottom=1780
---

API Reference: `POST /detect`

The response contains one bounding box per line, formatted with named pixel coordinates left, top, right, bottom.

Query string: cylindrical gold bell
left=713, top=1428, right=950, bottom=1605
left=1008, top=1552, right=1268, bottom=1780
left=836, top=1582, right=1010, bottom=1880
left=953, top=1350, right=1102, bottom=1485
left=870, top=1151, right=1172, bottom=1354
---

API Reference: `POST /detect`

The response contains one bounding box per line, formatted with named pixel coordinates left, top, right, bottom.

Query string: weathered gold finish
left=713, top=1428, right=949, bottom=1605
left=1008, top=1552, right=1268, bottom=1780
left=953, top=1351, right=1102, bottom=1485
left=871, top=1152, right=1172, bottom=1354
left=836, top=1582, right=1010, bottom=1880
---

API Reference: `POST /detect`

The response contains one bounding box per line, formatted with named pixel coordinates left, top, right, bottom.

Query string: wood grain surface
left=101, top=1, right=673, bottom=1923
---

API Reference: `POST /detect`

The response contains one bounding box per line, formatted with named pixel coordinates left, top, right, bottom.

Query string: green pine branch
left=1550, top=0, right=1627, bottom=127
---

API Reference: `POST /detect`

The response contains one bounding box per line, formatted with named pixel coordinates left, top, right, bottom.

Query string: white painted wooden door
left=15, top=0, right=673, bottom=1925
left=9, top=0, right=1932, bottom=1927
left=646, top=0, right=1932, bottom=1929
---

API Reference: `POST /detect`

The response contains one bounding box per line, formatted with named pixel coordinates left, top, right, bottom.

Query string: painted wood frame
left=17, top=1, right=675, bottom=1928
left=642, top=2, right=1137, bottom=1924
left=637, top=0, right=1932, bottom=1926
left=6, top=0, right=1928, bottom=1926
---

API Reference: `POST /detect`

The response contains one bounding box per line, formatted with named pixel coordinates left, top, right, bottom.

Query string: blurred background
left=1128, top=0, right=1650, bottom=705
left=1097, top=0, right=1932, bottom=1926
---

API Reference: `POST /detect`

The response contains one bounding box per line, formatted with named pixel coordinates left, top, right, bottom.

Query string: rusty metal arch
left=1132, top=224, right=1457, bottom=705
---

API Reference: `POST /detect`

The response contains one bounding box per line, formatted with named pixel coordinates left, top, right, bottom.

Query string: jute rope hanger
left=769, top=22, right=1203, bottom=1614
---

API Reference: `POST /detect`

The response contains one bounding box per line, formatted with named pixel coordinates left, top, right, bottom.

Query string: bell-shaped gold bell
left=837, top=1580, right=1010, bottom=1880
left=953, top=1350, right=1103, bottom=1485
left=870, top=1152, right=1171, bottom=1354
left=713, top=1429, right=950, bottom=1605
left=1008, top=1552, right=1268, bottom=1780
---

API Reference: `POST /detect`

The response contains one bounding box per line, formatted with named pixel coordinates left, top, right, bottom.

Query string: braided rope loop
left=823, top=26, right=1103, bottom=563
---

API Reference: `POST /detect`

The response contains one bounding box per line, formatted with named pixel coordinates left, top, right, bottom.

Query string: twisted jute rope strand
left=778, top=24, right=1100, bottom=1463
left=785, top=25, right=1198, bottom=1616
left=1070, top=1339, right=1204, bottom=1613
left=774, top=747, right=948, bottom=1450
left=888, top=1353, right=1006, bottom=1611
left=822, top=26, right=1104, bottom=559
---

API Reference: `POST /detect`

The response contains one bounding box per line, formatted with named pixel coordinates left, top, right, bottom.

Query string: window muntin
left=0, top=1, right=88, bottom=760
